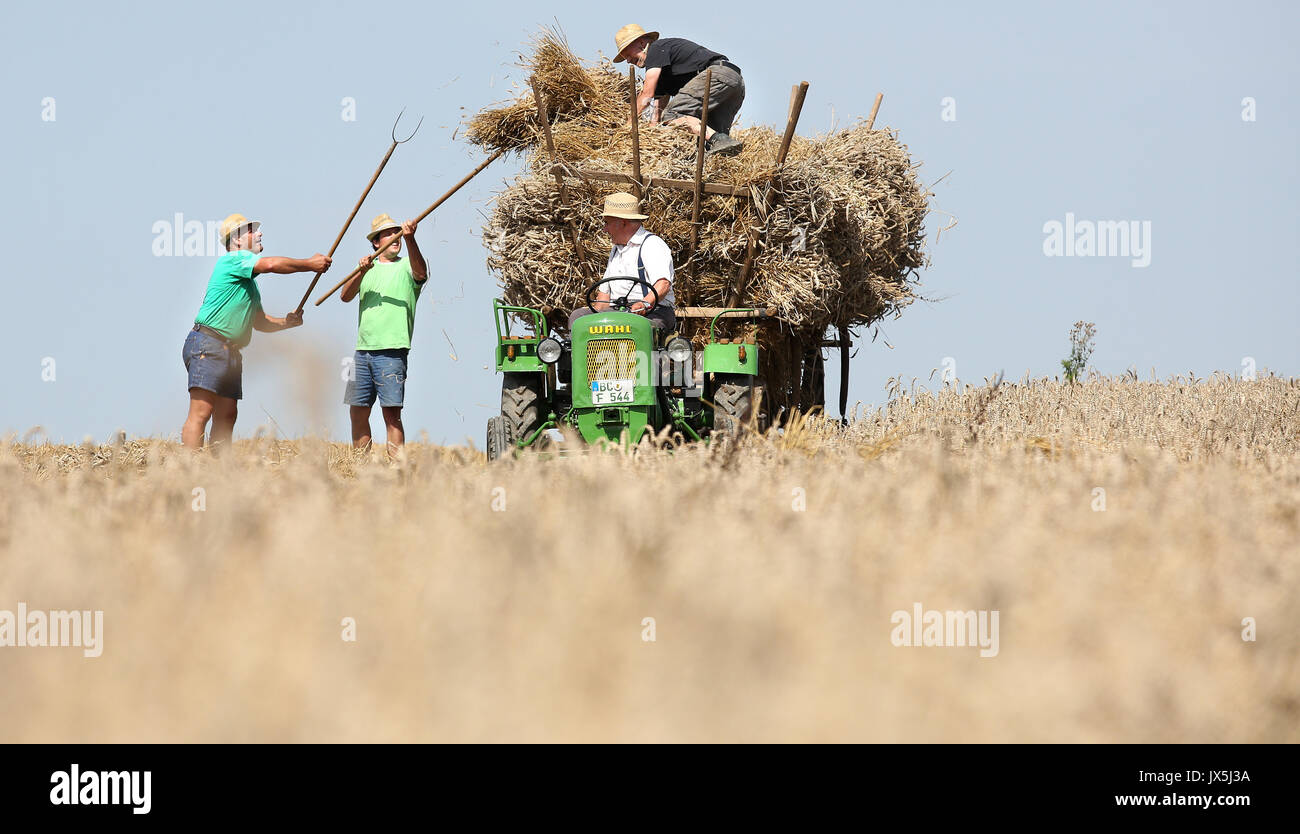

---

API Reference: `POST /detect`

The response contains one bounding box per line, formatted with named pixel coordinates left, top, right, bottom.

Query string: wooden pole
left=313, top=149, right=505, bottom=305
left=547, top=165, right=749, bottom=197
left=836, top=95, right=879, bottom=420
left=686, top=67, right=713, bottom=280
left=727, top=81, right=809, bottom=307
left=293, top=111, right=420, bottom=314
left=628, top=66, right=643, bottom=199
left=838, top=325, right=851, bottom=421
left=674, top=306, right=775, bottom=319
left=532, top=81, right=590, bottom=279
left=774, top=81, right=809, bottom=163
left=812, top=352, right=826, bottom=411
left=865, top=93, right=884, bottom=130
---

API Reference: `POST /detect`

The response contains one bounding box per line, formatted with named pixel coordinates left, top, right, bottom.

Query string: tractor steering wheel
left=584, top=276, right=660, bottom=317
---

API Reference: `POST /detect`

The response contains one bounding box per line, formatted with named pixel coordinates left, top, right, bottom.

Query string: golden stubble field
left=1, top=374, right=1296, bottom=742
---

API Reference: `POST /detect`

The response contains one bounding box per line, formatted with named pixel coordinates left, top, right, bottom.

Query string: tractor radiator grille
left=586, top=339, right=638, bottom=381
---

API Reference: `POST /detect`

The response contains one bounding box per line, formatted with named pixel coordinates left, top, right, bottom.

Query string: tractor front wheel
left=501, top=372, right=545, bottom=441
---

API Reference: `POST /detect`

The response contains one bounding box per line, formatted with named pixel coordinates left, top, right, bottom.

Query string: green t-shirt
left=194, top=249, right=262, bottom=346
left=356, top=257, right=422, bottom=350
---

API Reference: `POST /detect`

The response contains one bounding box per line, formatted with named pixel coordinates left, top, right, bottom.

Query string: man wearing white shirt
left=569, top=192, right=677, bottom=332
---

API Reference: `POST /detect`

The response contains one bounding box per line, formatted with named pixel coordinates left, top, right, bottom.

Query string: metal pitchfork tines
left=293, top=108, right=423, bottom=315
left=391, top=107, right=425, bottom=145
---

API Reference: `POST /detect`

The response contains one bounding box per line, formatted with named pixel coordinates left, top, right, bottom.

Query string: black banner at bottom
left=2, top=744, right=1285, bottom=821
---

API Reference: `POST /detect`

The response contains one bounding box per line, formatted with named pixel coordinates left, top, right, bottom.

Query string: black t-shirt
left=645, top=37, right=726, bottom=97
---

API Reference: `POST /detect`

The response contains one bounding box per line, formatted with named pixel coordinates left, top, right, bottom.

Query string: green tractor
left=486, top=277, right=768, bottom=460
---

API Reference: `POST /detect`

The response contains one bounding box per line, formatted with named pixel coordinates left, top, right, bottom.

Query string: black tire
left=486, top=416, right=513, bottom=462
left=712, top=373, right=760, bottom=435
left=501, top=373, right=545, bottom=441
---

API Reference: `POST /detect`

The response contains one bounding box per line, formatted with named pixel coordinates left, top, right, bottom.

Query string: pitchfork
left=293, top=108, right=423, bottom=315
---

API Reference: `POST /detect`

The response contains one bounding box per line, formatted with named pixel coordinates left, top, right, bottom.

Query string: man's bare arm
left=633, top=68, right=662, bottom=121
left=253, top=254, right=331, bottom=275
left=340, top=255, right=373, bottom=303
left=403, top=220, right=428, bottom=282
left=251, top=308, right=304, bottom=332
left=632, top=279, right=672, bottom=314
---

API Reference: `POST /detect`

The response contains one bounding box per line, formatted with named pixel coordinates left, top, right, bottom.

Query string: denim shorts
left=183, top=328, right=243, bottom=400
left=344, top=349, right=409, bottom=407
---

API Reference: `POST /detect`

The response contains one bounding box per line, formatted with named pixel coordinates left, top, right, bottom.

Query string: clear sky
left=3, top=0, right=1296, bottom=444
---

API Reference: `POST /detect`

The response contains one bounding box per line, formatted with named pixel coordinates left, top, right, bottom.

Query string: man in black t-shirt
left=613, top=23, right=746, bottom=156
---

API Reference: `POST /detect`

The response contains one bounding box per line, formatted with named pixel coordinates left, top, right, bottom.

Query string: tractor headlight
left=666, top=337, right=692, bottom=363
left=538, top=336, right=563, bottom=364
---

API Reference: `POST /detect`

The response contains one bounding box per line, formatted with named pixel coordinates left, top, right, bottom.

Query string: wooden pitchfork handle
left=314, top=149, right=506, bottom=306
left=292, top=108, right=422, bottom=315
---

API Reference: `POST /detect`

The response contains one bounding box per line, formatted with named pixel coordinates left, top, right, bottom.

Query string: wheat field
left=1, top=373, right=1296, bottom=742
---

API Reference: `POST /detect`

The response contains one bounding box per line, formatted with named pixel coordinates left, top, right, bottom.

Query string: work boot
left=705, top=133, right=743, bottom=156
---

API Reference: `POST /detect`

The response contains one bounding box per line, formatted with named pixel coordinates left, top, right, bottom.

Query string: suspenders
left=634, top=234, right=662, bottom=298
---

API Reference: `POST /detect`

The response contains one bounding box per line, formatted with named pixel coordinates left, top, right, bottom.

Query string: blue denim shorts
left=183, top=328, right=243, bottom=400
left=344, top=349, right=409, bottom=407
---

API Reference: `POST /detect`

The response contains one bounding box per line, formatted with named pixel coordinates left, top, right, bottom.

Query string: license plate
left=591, top=379, right=635, bottom=404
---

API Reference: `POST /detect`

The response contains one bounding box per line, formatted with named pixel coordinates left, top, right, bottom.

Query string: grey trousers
left=661, top=64, right=745, bottom=135
left=568, top=306, right=677, bottom=332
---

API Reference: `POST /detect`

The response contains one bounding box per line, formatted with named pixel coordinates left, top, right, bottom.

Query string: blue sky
left=3, top=0, right=1296, bottom=443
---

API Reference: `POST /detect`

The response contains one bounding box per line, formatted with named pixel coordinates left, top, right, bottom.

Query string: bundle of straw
left=471, top=30, right=933, bottom=413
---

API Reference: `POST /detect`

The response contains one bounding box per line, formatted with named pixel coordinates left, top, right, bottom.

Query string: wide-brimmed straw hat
left=366, top=213, right=403, bottom=241
left=220, top=213, right=260, bottom=245
left=613, top=24, right=658, bottom=62
left=601, top=192, right=648, bottom=220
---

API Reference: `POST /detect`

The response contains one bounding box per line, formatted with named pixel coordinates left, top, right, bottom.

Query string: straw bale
left=471, top=30, right=935, bottom=414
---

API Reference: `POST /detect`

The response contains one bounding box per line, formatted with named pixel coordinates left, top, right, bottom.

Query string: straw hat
left=366, top=213, right=403, bottom=241
left=220, top=213, right=260, bottom=245
left=613, top=24, right=658, bottom=62
left=601, top=192, right=648, bottom=220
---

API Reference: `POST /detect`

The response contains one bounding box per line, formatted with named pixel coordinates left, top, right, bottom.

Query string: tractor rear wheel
left=501, top=373, right=544, bottom=441
left=486, top=416, right=513, bottom=462
left=712, top=373, right=767, bottom=435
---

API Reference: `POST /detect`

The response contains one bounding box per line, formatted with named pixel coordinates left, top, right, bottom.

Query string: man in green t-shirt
left=338, top=213, right=428, bottom=454
left=181, top=213, right=332, bottom=450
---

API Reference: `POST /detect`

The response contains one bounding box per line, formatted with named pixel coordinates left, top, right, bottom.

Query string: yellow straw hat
left=220, top=213, right=260, bottom=245
left=613, top=24, right=658, bottom=62
left=601, top=192, right=648, bottom=220
left=366, top=213, right=403, bottom=241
